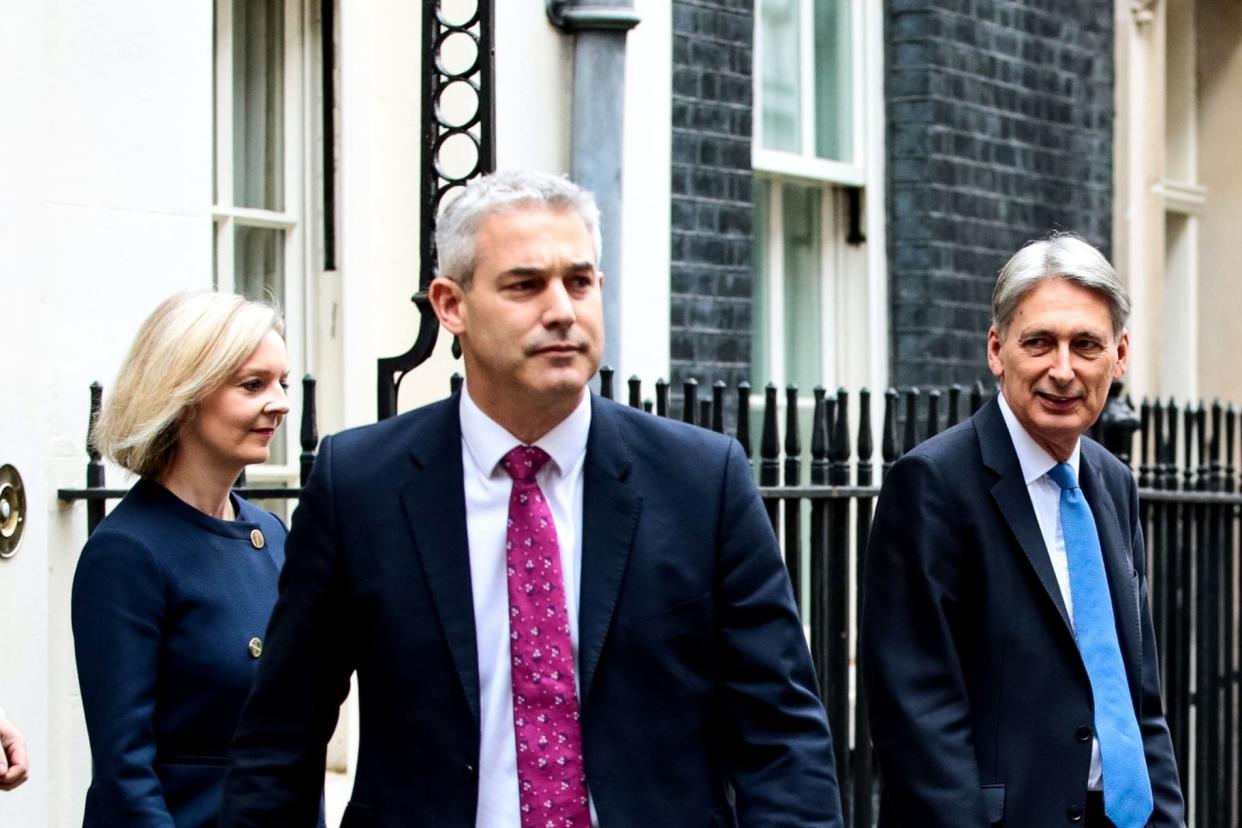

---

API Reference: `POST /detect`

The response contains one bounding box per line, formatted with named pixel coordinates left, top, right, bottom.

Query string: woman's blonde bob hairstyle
left=93, top=291, right=285, bottom=479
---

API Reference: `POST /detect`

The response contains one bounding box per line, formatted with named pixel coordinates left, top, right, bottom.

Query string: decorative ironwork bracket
left=376, top=1, right=496, bottom=420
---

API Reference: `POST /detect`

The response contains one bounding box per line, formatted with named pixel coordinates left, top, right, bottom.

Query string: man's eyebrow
left=500, top=266, right=547, bottom=278
left=1016, top=327, right=1108, bottom=341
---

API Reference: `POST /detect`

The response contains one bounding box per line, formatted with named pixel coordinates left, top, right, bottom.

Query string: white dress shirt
left=459, top=386, right=599, bottom=828
left=997, top=392, right=1103, bottom=789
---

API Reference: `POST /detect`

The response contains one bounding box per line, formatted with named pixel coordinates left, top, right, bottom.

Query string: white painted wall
left=1, top=2, right=214, bottom=824
left=0, top=6, right=50, bottom=825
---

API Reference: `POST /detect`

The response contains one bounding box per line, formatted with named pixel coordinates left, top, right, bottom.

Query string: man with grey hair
left=222, top=170, right=844, bottom=827
left=862, top=233, right=1184, bottom=827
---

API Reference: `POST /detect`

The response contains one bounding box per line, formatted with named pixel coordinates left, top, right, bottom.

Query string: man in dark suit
left=220, top=170, right=842, bottom=827
left=862, top=234, right=1184, bottom=827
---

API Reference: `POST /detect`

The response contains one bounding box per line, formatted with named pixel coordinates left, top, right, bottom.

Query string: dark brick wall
left=887, top=0, right=1115, bottom=388
left=670, top=0, right=754, bottom=404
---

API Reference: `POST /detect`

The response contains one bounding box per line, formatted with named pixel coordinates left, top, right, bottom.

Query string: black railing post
left=1166, top=400, right=1192, bottom=779
left=970, top=379, right=985, bottom=414
left=946, top=383, right=962, bottom=428
left=853, top=388, right=875, bottom=828
left=735, top=381, right=751, bottom=458
left=882, top=388, right=899, bottom=480
left=599, top=365, right=614, bottom=400
left=627, top=375, right=642, bottom=409
left=299, top=375, right=319, bottom=487
left=809, top=386, right=830, bottom=721
left=903, top=388, right=920, bottom=454
left=827, top=388, right=851, bottom=818
left=1205, top=401, right=1230, bottom=826
left=810, top=388, right=828, bottom=486
left=1187, top=402, right=1214, bottom=823
left=711, top=381, right=725, bottom=434
left=655, top=378, right=669, bottom=418
left=1099, top=382, right=1140, bottom=465
left=86, top=382, right=105, bottom=534
left=760, top=384, right=780, bottom=533
left=925, top=388, right=941, bottom=440
left=783, top=385, right=802, bottom=608
left=682, top=378, right=698, bottom=426
left=1227, top=404, right=1240, bottom=820
left=450, top=372, right=464, bottom=396
left=1139, top=399, right=1153, bottom=487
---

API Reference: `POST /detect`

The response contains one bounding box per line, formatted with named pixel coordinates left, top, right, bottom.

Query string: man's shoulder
left=327, top=396, right=457, bottom=454
left=1081, top=435, right=1135, bottom=490
left=899, top=416, right=982, bottom=468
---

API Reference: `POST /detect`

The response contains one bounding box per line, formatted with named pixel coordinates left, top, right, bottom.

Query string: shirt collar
left=459, top=384, right=592, bottom=478
left=997, top=391, right=1080, bottom=485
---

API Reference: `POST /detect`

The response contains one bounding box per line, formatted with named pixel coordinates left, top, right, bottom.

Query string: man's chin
left=529, top=374, right=592, bottom=400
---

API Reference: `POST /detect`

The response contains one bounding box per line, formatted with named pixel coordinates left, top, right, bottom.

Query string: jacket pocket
left=980, top=784, right=1005, bottom=824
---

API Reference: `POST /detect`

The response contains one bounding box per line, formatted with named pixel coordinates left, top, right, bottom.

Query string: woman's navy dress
left=72, top=478, right=296, bottom=828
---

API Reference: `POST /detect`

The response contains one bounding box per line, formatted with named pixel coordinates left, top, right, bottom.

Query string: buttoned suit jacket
left=220, top=393, right=843, bottom=828
left=861, top=397, right=1184, bottom=827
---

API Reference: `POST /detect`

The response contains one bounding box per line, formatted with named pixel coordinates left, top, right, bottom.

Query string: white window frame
left=750, top=0, right=886, bottom=400
left=213, top=0, right=317, bottom=485
left=753, top=0, right=867, bottom=186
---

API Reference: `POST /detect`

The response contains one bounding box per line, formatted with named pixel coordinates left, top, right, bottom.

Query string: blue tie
left=1048, top=462, right=1153, bottom=828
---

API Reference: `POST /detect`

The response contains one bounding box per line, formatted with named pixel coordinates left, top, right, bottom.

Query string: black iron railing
left=59, top=372, right=1242, bottom=827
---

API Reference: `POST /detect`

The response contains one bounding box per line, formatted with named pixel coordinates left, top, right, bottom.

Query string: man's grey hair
left=992, top=232, right=1130, bottom=338
left=434, top=170, right=603, bottom=287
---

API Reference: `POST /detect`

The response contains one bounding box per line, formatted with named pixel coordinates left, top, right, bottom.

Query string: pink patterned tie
left=500, top=446, right=591, bottom=828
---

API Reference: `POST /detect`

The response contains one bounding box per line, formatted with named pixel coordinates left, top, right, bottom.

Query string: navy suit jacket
left=220, top=393, right=843, bottom=827
left=861, top=398, right=1184, bottom=827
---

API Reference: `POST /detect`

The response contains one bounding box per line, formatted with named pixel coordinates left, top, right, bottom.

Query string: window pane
left=759, top=0, right=801, bottom=153
left=782, top=183, right=822, bottom=391
left=814, top=0, right=852, bottom=162
left=235, top=225, right=285, bottom=305
left=233, top=0, right=284, bottom=210
left=235, top=225, right=286, bottom=460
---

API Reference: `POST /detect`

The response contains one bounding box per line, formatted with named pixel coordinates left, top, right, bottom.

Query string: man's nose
left=542, top=280, right=576, bottom=327
left=1047, top=344, right=1074, bottom=383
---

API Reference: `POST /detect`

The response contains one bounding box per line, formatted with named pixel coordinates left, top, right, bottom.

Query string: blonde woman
left=71, top=292, right=321, bottom=828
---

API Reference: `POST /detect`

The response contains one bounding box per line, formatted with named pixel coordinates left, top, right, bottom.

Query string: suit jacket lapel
left=1078, top=449, right=1142, bottom=693
left=578, top=397, right=642, bottom=705
left=976, top=399, right=1074, bottom=634
left=399, top=397, right=481, bottom=729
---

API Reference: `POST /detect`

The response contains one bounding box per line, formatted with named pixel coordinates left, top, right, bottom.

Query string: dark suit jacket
left=220, top=393, right=843, bottom=827
left=861, top=398, right=1184, bottom=827
left=71, top=478, right=325, bottom=828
